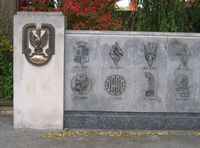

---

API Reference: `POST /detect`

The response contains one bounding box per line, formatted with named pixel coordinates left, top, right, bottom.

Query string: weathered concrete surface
left=14, top=12, right=65, bottom=129
left=1, top=115, right=200, bottom=148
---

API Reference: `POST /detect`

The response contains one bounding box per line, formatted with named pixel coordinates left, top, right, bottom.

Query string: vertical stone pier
left=14, top=12, right=65, bottom=129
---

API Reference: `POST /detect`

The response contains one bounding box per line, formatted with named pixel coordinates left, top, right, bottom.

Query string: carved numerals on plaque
left=22, top=23, right=55, bottom=66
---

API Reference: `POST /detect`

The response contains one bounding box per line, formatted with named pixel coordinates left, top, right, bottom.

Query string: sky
left=116, top=0, right=130, bottom=8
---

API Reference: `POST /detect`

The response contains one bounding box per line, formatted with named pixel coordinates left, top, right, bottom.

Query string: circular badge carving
left=71, top=74, right=92, bottom=95
left=105, top=75, right=126, bottom=96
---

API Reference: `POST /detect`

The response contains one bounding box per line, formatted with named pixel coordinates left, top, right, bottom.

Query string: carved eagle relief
left=22, top=23, right=55, bottom=66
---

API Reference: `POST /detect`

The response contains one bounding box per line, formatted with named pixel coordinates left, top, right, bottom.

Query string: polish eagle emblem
left=30, top=27, right=49, bottom=55
left=22, top=23, right=55, bottom=66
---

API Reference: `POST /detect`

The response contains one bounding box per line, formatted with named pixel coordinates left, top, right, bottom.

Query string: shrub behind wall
left=0, top=32, right=13, bottom=100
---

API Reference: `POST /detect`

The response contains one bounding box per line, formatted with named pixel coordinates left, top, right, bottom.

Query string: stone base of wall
left=64, top=111, right=200, bottom=130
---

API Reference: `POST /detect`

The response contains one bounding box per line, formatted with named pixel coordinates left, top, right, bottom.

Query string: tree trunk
left=167, top=0, right=173, bottom=10
left=0, top=0, right=18, bottom=40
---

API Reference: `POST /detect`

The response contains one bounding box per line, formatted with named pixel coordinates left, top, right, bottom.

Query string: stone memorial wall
left=14, top=12, right=200, bottom=130
left=64, top=31, right=200, bottom=130
left=65, top=31, right=200, bottom=113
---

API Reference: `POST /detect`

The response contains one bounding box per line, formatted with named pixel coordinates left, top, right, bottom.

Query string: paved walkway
left=0, top=115, right=200, bottom=148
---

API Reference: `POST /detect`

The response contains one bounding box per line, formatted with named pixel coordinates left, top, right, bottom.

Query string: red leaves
left=20, top=0, right=123, bottom=30
left=62, top=0, right=80, bottom=14
left=62, top=0, right=123, bottom=30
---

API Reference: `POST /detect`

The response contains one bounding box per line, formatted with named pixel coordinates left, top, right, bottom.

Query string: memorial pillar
left=14, top=12, right=65, bottom=129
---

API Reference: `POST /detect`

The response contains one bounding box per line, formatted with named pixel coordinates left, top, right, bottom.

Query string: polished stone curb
left=64, top=111, right=200, bottom=130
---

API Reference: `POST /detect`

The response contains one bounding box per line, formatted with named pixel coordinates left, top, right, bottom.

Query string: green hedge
left=125, top=0, right=200, bottom=32
left=188, top=0, right=200, bottom=32
left=0, top=33, right=13, bottom=100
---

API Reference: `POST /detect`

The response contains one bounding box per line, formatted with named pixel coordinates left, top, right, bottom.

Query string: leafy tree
left=133, top=0, right=190, bottom=32
left=21, top=0, right=124, bottom=30
left=187, top=0, right=200, bottom=32
left=0, top=31, right=12, bottom=100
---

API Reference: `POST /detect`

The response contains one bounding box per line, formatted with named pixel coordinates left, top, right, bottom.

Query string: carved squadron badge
left=144, top=42, right=157, bottom=68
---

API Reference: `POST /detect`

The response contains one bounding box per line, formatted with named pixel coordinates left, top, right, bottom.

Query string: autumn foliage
left=20, top=0, right=123, bottom=30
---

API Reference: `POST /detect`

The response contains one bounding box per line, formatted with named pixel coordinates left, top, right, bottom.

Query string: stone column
left=14, top=12, right=65, bottom=129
